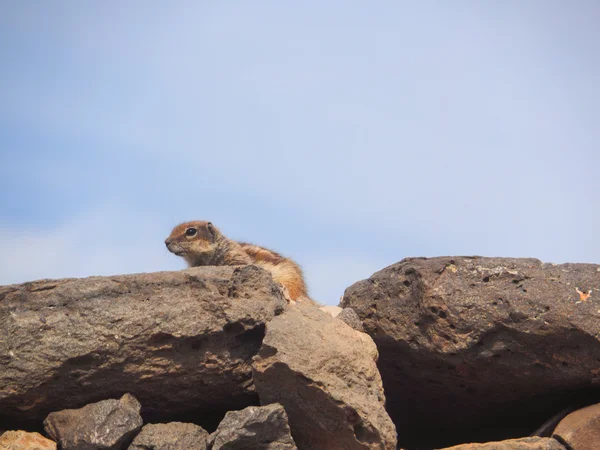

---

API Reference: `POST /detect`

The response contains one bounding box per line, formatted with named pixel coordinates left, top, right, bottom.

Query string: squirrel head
left=165, top=221, right=221, bottom=265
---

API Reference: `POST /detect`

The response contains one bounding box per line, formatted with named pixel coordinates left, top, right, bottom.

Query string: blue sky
left=1, top=2, right=599, bottom=305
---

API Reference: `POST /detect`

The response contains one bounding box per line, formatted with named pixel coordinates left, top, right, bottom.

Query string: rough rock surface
left=0, top=266, right=286, bottom=427
left=43, top=393, right=142, bottom=450
left=128, top=422, right=209, bottom=450
left=252, top=302, right=397, bottom=450
left=0, top=430, right=57, bottom=450
left=341, top=256, right=600, bottom=448
left=441, top=437, right=566, bottom=449
left=336, top=307, right=364, bottom=332
left=552, top=402, right=600, bottom=450
left=210, top=403, right=297, bottom=450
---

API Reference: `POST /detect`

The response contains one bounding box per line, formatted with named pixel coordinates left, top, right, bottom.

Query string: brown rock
left=439, top=437, right=566, bottom=449
left=43, top=393, right=142, bottom=449
left=128, top=422, right=209, bottom=450
left=0, top=266, right=286, bottom=426
left=0, top=431, right=57, bottom=450
left=341, top=257, right=600, bottom=448
left=552, top=402, right=600, bottom=450
left=252, top=301, right=397, bottom=450
left=210, top=403, right=297, bottom=449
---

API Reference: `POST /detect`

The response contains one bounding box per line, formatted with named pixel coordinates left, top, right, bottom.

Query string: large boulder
left=43, top=393, right=142, bottom=450
left=0, top=266, right=286, bottom=427
left=252, top=302, right=397, bottom=450
left=210, top=403, right=297, bottom=450
left=341, top=257, right=600, bottom=448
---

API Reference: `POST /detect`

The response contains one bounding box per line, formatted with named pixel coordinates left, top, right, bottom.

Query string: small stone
left=553, top=402, right=600, bottom=450
left=440, top=436, right=566, bottom=449
left=43, top=393, right=143, bottom=449
left=128, top=422, right=209, bottom=450
left=336, top=308, right=364, bottom=332
left=210, top=403, right=296, bottom=450
left=0, top=431, right=57, bottom=450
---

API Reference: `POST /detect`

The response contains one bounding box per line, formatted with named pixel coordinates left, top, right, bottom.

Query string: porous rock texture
left=0, top=430, right=57, bottom=450
left=209, top=403, right=297, bottom=450
left=0, top=266, right=286, bottom=428
left=552, top=402, right=600, bottom=450
left=128, top=421, right=209, bottom=450
left=440, top=437, right=566, bottom=450
left=252, top=302, right=397, bottom=450
left=336, top=307, right=364, bottom=332
left=43, top=393, right=143, bottom=450
left=342, top=256, right=600, bottom=448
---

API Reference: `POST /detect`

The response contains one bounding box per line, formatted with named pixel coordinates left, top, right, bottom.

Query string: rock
left=0, top=266, right=286, bottom=426
left=336, top=308, right=364, bottom=332
left=43, top=393, right=142, bottom=450
left=341, top=257, right=600, bottom=448
left=552, top=402, right=600, bottom=450
left=439, top=437, right=566, bottom=449
left=0, top=431, right=57, bottom=450
left=128, top=422, right=209, bottom=450
left=210, top=403, right=297, bottom=449
left=530, top=407, right=574, bottom=437
left=252, top=301, right=397, bottom=450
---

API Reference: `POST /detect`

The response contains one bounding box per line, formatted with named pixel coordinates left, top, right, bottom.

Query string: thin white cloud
left=0, top=205, right=183, bottom=286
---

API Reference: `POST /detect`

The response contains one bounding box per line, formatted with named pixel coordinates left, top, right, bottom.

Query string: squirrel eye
left=185, top=228, right=197, bottom=237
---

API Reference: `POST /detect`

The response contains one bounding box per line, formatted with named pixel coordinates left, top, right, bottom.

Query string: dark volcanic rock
left=341, top=257, right=600, bottom=448
left=43, top=393, right=142, bottom=450
left=441, top=437, right=566, bottom=449
left=552, top=402, right=600, bottom=450
left=0, top=430, right=57, bottom=450
left=0, top=266, right=286, bottom=427
left=253, top=302, right=397, bottom=450
left=210, top=403, right=297, bottom=450
left=128, top=422, right=209, bottom=450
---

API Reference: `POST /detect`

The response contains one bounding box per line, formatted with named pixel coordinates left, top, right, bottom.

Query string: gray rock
left=342, top=256, right=600, bottom=448
left=552, top=402, right=600, bottom=450
left=128, top=422, right=209, bottom=450
left=43, top=393, right=143, bottom=450
left=210, top=403, right=296, bottom=450
left=336, top=307, right=364, bottom=332
left=252, top=301, right=397, bottom=450
left=0, top=266, right=286, bottom=424
left=439, top=437, right=566, bottom=449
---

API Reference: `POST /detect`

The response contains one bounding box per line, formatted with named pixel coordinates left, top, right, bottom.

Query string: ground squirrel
left=165, top=221, right=309, bottom=302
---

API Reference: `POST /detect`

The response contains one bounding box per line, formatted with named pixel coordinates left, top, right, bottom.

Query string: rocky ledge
left=0, top=265, right=395, bottom=449
left=342, top=256, right=600, bottom=449
left=1, top=257, right=600, bottom=449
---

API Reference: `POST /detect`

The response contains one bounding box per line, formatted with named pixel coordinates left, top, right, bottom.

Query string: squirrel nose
left=164, top=238, right=172, bottom=247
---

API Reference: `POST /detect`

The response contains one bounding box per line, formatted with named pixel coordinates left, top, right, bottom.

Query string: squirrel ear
left=207, top=222, right=216, bottom=238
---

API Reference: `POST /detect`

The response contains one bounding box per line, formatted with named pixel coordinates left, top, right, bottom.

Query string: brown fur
left=165, top=221, right=309, bottom=302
